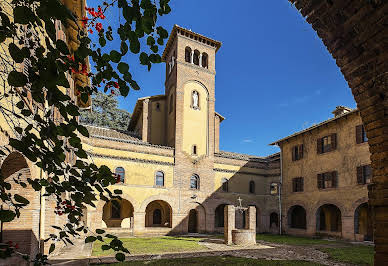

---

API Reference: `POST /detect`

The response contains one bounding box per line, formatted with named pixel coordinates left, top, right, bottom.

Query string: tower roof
left=162, top=25, right=222, bottom=62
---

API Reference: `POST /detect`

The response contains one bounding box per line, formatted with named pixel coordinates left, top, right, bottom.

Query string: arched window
left=185, top=47, right=192, bottom=63
left=249, top=181, right=255, bottom=194
left=192, top=145, right=197, bottom=155
left=111, top=200, right=121, bottom=219
left=202, top=53, right=208, bottom=68
left=190, top=174, right=199, bottom=190
left=155, top=171, right=164, bottom=187
left=193, top=50, right=200, bottom=65
left=115, top=167, right=125, bottom=183
left=222, top=178, right=229, bottom=192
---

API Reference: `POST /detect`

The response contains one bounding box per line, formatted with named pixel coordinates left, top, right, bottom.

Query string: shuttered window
left=357, top=165, right=372, bottom=185
left=292, top=144, right=304, bottom=161
left=356, top=125, right=368, bottom=144
left=292, top=177, right=304, bottom=192
left=317, top=171, right=338, bottom=189
left=317, top=134, right=337, bottom=154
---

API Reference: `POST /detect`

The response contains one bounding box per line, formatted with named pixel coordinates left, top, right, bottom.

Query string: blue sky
left=94, top=0, right=356, bottom=157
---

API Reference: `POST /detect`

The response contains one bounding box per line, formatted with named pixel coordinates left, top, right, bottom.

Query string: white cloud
left=242, top=139, right=254, bottom=143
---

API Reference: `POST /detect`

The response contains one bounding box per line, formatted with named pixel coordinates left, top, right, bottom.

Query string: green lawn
left=256, top=234, right=332, bottom=245
left=320, top=246, right=374, bottom=266
left=97, top=256, right=323, bottom=266
left=92, top=236, right=207, bottom=256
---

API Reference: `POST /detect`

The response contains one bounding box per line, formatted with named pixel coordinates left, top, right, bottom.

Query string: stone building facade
left=271, top=106, right=372, bottom=241
left=83, top=25, right=281, bottom=236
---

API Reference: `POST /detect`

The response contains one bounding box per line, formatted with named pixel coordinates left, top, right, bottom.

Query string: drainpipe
left=279, top=148, right=283, bottom=235
left=38, top=167, right=43, bottom=253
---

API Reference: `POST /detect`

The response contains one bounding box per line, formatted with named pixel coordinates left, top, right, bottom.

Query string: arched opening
left=221, top=178, right=228, bottom=192
left=185, top=47, right=192, bottom=63
left=288, top=205, right=307, bottom=229
left=249, top=181, right=255, bottom=194
left=201, top=53, right=208, bottom=68
left=102, top=199, right=134, bottom=228
left=316, top=204, right=342, bottom=233
left=214, top=204, right=226, bottom=228
left=193, top=50, right=200, bottom=65
left=155, top=171, right=164, bottom=187
left=190, top=174, right=199, bottom=190
left=145, top=200, right=172, bottom=228
left=354, top=203, right=373, bottom=241
left=188, top=209, right=198, bottom=233
left=235, top=209, right=246, bottom=229
left=270, top=212, right=279, bottom=231
left=0, top=152, right=38, bottom=256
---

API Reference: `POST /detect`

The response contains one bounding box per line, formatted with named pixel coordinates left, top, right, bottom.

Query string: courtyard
left=50, top=234, right=373, bottom=266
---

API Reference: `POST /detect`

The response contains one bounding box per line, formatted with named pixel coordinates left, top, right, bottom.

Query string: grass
left=97, top=256, right=323, bottom=266
left=92, top=236, right=207, bottom=256
left=256, top=234, right=333, bottom=245
left=320, top=246, right=374, bottom=266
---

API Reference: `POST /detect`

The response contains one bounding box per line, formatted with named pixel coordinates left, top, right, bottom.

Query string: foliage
left=320, top=246, right=374, bottom=266
left=96, top=256, right=323, bottom=266
left=0, top=0, right=171, bottom=263
left=92, top=236, right=207, bottom=256
left=79, top=91, right=131, bottom=130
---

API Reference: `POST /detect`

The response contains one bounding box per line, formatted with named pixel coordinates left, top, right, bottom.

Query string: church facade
left=83, top=25, right=281, bottom=236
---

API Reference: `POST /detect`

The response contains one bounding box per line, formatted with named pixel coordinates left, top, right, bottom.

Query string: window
left=190, top=174, right=199, bottom=190
left=356, top=125, right=368, bottom=143
left=292, top=177, right=304, bottom=192
left=201, top=53, right=208, bottom=68
left=249, top=181, right=255, bottom=194
left=111, top=200, right=121, bottom=219
left=221, top=178, right=228, bottom=192
left=193, top=50, right=200, bottom=65
left=185, top=47, right=192, bottom=63
left=357, top=165, right=372, bottom=185
left=270, top=183, right=279, bottom=195
left=317, top=134, right=337, bottom=154
left=317, top=171, right=338, bottom=189
left=155, top=102, right=161, bottom=111
left=192, top=145, right=197, bottom=155
left=292, top=144, right=304, bottom=161
left=155, top=171, right=164, bottom=187
left=115, top=167, right=125, bottom=183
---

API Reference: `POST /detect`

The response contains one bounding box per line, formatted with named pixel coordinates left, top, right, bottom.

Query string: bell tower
left=162, top=25, right=222, bottom=157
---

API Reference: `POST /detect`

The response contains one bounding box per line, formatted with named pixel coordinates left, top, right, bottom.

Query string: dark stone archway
left=289, top=1, right=387, bottom=263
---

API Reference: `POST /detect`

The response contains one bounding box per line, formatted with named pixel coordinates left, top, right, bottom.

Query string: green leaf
left=56, top=40, right=70, bottom=55
left=139, top=52, right=149, bottom=65
left=115, top=252, right=125, bottom=262
left=117, top=62, right=129, bottom=74
left=120, top=41, right=128, bottom=55
left=147, top=36, right=155, bottom=46
left=49, top=243, right=55, bottom=254
left=129, top=39, right=140, bottom=54
left=14, top=6, right=34, bottom=24
left=75, top=149, right=87, bottom=159
left=96, top=229, right=105, bottom=234
left=77, top=125, right=89, bottom=137
left=110, top=50, right=122, bottom=63
left=8, top=43, right=24, bottom=63
left=0, top=210, right=16, bottom=222
left=99, top=37, right=106, bottom=47
left=14, top=194, right=30, bottom=205
left=101, top=244, right=110, bottom=250
left=85, top=236, right=97, bottom=243
left=114, top=189, right=122, bottom=194
left=8, top=71, right=28, bottom=87
left=16, top=101, right=24, bottom=109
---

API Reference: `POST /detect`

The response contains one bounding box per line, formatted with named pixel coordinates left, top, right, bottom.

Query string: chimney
left=332, top=106, right=352, bottom=117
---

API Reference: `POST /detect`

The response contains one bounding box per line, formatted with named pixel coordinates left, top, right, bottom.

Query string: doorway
left=188, top=209, right=198, bottom=233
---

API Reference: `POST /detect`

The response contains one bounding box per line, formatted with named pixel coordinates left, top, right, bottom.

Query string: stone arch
left=193, top=49, right=200, bottom=65
left=139, top=194, right=175, bottom=213
left=96, top=193, right=139, bottom=213
left=145, top=200, right=172, bottom=228
left=289, top=1, right=387, bottom=262
left=288, top=205, right=307, bottom=229
left=214, top=204, right=227, bottom=228
left=184, top=46, right=192, bottom=63
left=270, top=212, right=279, bottom=230
left=201, top=52, right=208, bottom=68
left=354, top=202, right=373, bottom=241
left=102, top=199, right=134, bottom=228
left=316, top=204, right=342, bottom=233
left=182, top=80, right=210, bottom=97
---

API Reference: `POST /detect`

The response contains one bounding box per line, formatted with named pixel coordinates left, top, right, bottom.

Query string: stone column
left=247, top=206, right=256, bottom=231
left=199, top=53, right=203, bottom=67
left=342, top=215, right=355, bottom=240
left=190, top=51, right=194, bottom=64
left=133, top=212, right=145, bottom=236
left=224, top=205, right=235, bottom=245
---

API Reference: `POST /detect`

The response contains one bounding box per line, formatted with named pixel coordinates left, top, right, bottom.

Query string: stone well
left=232, top=229, right=256, bottom=246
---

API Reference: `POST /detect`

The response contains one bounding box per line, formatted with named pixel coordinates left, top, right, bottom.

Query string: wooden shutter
left=291, top=147, right=295, bottom=161
left=331, top=171, right=338, bottom=187
left=317, top=174, right=323, bottom=189
left=356, top=125, right=363, bottom=144
left=357, top=166, right=364, bottom=184
left=300, top=177, right=304, bottom=192
left=298, top=144, right=304, bottom=159
left=317, top=138, right=323, bottom=154
left=331, top=134, right=337, bottom=151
